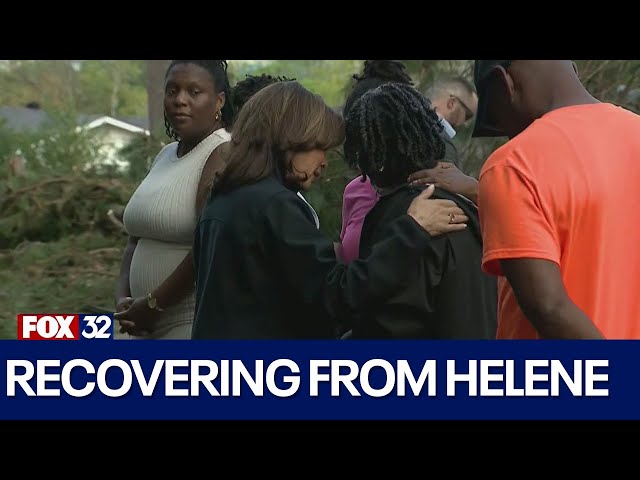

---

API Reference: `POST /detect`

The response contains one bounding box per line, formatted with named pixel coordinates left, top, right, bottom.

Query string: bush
left=0, top=174, right=135, bottom=249
left=0, top=116, right=139, bottom=248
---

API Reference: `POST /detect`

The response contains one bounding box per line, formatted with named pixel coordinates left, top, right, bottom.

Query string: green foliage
left=0, top=60, right=81, bottom=111
left=76, top=60, right=147, bottom=117
left=118, top=134, right=167, bottom=183
left=0, top=60, right=148, bottom=118
left=0, top=118, right=139, bottom=249
left=0, top=110, right=102, bottom=176
left=228, top=60, right=363, bottom=108
left=0, top=174, right=136, bottom=249
left=575, top=60, right=640, bottom=113
left=0, top=232, right=124, bottom=338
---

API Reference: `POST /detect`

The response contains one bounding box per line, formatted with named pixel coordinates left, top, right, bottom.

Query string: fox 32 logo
left=17, top=314, right=114, bottom=340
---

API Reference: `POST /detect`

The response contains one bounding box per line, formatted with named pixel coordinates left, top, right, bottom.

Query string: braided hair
left=342, top=61, right=415, bottom=175
left=343, top=82, right=446, bottom=188
left=164, top=60, right=235, bottom=141
left=232, top=73, right=296, bottom=114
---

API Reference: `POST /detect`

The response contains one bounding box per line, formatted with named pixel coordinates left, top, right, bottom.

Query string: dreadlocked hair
left=232, top=73, right=296, bottom=115
left=164, top=60, right=235, bottom=141
left=356, top=60, right=414, bottom=84
left=343, top=60, right=414, bottom=119
left=343, top=82, right=446, bottom=189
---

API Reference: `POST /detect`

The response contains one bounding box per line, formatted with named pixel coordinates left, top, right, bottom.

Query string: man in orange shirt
left=473, top=60, right=640, bottom=339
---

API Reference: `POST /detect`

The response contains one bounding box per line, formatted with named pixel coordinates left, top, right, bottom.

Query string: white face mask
left=440, top=117, right=457, bottom=139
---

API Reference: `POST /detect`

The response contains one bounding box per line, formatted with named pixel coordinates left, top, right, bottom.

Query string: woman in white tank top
left=114, top=60, right=234, bottom=339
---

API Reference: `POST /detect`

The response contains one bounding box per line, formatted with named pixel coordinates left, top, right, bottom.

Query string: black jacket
left=191, top=175, right=435, bottom=339
left=355, top=185, right=497, bottom=339
left=442, top=133, right=461, bottom=168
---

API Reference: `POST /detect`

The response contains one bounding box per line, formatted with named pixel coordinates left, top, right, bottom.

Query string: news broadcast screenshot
left=1, top=59, right=639, bottom=421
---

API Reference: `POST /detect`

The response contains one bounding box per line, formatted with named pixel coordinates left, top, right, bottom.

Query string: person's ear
left=216, top=91, right=225, bottom=115
left=492, top=66, right=516, bottom=104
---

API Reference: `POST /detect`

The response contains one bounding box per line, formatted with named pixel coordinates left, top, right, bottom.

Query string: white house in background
left=76, top=115, right=150, bottom=171
left=0, top=104, right=150, bottom=172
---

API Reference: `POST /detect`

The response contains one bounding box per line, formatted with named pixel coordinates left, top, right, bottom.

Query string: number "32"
left=81, top=315, right=112, bottom=339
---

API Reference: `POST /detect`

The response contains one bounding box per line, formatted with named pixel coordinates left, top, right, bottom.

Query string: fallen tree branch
left=2, top=177, right=77, bottom=205
left=44, top=268, right=117, bottom=278
left=88, top=247, right=122, bottom=255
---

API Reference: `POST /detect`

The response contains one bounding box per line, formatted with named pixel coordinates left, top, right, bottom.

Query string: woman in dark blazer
left=191, top=81, right=470, bottom=339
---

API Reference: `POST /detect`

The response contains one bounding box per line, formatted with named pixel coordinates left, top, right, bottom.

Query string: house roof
left=118, top=116, right=149, bottom=130
left=79, top=115, right=150, bottom=135
left=0, top=106, right=149, bottom=135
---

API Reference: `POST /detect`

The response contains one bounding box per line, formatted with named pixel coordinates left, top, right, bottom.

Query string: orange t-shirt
left=478, top=103, right=640, bottom=339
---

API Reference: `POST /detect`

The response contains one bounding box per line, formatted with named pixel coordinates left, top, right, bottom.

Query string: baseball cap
left=471, top=60, right=512, bottom=138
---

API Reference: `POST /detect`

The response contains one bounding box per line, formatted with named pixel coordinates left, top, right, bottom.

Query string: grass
left=0, top=231, right=126, bottom=339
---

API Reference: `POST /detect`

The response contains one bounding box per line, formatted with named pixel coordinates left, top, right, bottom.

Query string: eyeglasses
left=450, top=94, right=474, bottom=122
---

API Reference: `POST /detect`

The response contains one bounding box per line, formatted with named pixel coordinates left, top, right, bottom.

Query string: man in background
left=408, top=76, right=480, bottom=204
left=424, top=76, right=478, bottom=166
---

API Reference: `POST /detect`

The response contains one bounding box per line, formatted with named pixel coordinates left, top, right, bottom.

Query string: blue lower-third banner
left=0, top=340, right=636, bottom=420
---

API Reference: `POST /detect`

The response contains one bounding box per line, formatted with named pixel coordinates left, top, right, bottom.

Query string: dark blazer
left=442, top=133, right=461, bottom=167
left=191, top=174, right=435, bottom=339
left=356, top=185, right=497, bottom=339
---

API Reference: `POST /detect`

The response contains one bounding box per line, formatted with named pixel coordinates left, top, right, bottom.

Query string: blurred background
left=0, top=59, right=638, bottom=338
